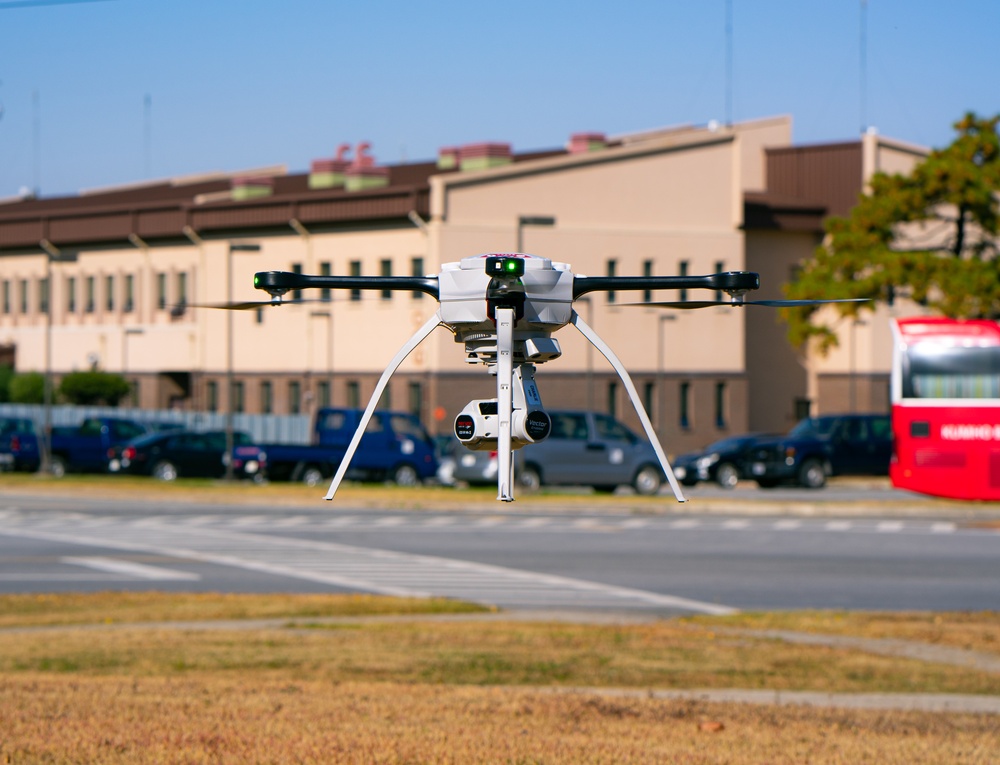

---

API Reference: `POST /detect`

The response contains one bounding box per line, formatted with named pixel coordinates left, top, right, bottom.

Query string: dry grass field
left=0, top=594, right=997, bottom=763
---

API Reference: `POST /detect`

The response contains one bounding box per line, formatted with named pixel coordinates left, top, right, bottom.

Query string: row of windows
left=622, top=379, right=728, bottom=431
left=0, top=272, right=189, bottom=316
left=605, top=259, right=727, bottom=303
left=5, top=256, right=720, bottom=315
left=202, top=378, right=425, bottom=417
left=290, top=257, right=426, bottom=302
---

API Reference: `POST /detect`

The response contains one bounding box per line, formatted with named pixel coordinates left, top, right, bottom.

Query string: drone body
left=251, top=252, right=861, bottom=504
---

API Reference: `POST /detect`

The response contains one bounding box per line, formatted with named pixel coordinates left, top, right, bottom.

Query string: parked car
left=671, top=433, right=774, bottom=489
left=449, top=410, right=664, bottom=495
left=113, top=429, right=267, bottom=481
left=49, top=416, right=151, bottom=476
left=0, top=416, right=42, bottom=473
left=261, top=407, right=438, bottom=486
left=740, top=413, right=892, bottom=489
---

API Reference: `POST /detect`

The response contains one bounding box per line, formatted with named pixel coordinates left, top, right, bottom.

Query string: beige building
left=0, top=116, right=927, bottom=454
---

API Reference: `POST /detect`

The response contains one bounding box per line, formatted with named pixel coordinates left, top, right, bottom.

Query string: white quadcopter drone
left=243, top=253, right=861, bottom=504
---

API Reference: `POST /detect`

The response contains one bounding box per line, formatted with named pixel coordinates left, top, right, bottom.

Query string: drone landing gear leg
left=569, top=310, right=687, bottom=503
left=495, top=306, right=515, bottom=502
left=324, top=313, right=442, bottom=501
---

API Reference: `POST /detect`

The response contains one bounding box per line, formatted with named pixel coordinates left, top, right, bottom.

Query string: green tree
left=58, top=370, right=131, bottom=406
left=785, top=112, right=1000, bottom=352
left=0, top=365, right=14, bottom=402
left=9, top=372, right=45, bottom=404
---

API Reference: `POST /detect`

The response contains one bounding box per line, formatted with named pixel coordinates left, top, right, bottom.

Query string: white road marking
left=61, top=556, right=200, bottom=581
left=0, top=522, right=736, bottom=615
left=825, top=520, right=853, bottom=531
left=931, top=522, right=957, bottom=534
left=773, top=519, right=802, bottom=530
left=877, top=521, right=904, bottom=533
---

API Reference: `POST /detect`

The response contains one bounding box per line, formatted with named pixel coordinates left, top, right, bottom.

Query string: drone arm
left=324, top=312, right=443, bottom=500
left=255, top=271, right=439, bottom=300
left=495, top=307, right=515, bottom=502
left=572, top=272, right=760, bottom=300
left=569, top=309, right=687, bottom=503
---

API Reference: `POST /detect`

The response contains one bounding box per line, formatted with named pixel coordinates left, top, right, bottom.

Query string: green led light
left=505, top=259, right=519, bottom=272
left=254, top=275, right=260, bottom=285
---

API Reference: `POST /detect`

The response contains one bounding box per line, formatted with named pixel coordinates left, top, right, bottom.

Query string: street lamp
left=225, top=241, right=261, bottom=480
left=850, top=318, right=868, bottom=411
left=656, top=314, right=677, bottom=438
left=122, top=328, right=145, bottom=406
left=310, top=310, right=334, bottom=406
left=515, top=215, right=556, bottom=252
left=39, top=239, right=77, bottom=474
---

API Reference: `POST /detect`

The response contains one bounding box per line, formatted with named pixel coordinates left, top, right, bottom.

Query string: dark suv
left=741, top=414, right=892, bottom=489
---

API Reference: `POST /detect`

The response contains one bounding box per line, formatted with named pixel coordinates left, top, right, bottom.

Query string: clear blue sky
left=0, top=0, right=996, bottom=200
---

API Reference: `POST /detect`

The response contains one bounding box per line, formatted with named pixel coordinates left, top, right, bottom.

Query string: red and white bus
left=890, top=316, right=1000, bottom=500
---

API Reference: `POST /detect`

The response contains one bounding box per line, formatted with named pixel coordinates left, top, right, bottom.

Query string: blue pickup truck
left=741, top=413, right=892, bottom=489
left=49, top=416, right=151, bottom=476
left=262, top=407, right=439, bottom=486
left=0, top=416, right=42, bottom=473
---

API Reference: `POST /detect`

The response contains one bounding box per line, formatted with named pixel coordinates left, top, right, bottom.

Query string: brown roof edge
left=743, top=191, right=827, bottom=233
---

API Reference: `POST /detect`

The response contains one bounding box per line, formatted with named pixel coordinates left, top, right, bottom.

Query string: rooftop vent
left=459, top=142, right=512, bottom=171
left=437, top=146, right=460, bottom=170
left=231, top=175, right=275, bottom=201
left=568, top=132, right=607, bottom=154
left=344, top=142, right=389, bottom=191
left=309, top=143, right=352, bottom=189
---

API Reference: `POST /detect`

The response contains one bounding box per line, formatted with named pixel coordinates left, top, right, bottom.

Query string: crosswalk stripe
left=0, top=520, right=735, bottom=614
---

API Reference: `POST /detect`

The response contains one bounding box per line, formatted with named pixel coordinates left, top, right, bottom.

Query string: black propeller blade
left=176, top=298, right=334, bottom=311
left=620, top=298, right=870, bottom=310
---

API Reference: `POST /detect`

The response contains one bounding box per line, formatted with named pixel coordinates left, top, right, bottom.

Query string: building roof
left=0, top=150, right=563, bottom=251
left=0, top=125, right=871, bottom=251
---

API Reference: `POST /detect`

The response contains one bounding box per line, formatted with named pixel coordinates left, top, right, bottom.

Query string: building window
left=19, top=279, right=29, bottom=314
left=320, top=261, right=332, bottom=302
left=206, top=381, right=219, bottom=413
left=714, top=381, right=727, bottom=429
left=156, top=273, right=167, bottom=310
left=2, top=280, right=9, bottom=314
left=794, top=397, right=812, bottom=421
left=643, top=260, right=653, bottom=302
left=260, top=381, right=273, bottom=414
left=411, top=257, right=424, bottom=300
left=124, top=275, right=134, bottom=313
left=176, top=272, right=187, bottom=306
left=679, top=381, right=691, bottom=430
left=380, top=259, right=392, bottom=300
left=86, top=276, right=96, bottom=313
left=679, top=260, right=689, bottom=303
left=607, top=381, right=618, bottom=418
left=289, top=380, right=301, bottom=414
left=39, top=277, right=49, bottom=314
left=714, top=260, right=725, bottom=301
left=317, top=380, right=331, bottom=408
left=643, top=381, right=655, bottom=418
left=291, top=262, right=302, bottom=301
left=606, top=259, right=617, bottom=303
left=378, top=385, right=392, bottom=410
left=67, top=276, right=77, bottom=313
left=408, top=382, right=422, bottom=417
left=105, top=274, right=115, bottom=312
left=349, top=261, right=362, bottom=301
left=346, top=380, right=360, bottom=409
left=232, top=381, right=245, bottom=414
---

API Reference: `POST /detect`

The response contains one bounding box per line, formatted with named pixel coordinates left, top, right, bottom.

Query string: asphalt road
left=2, top=487, right=998, bottom=615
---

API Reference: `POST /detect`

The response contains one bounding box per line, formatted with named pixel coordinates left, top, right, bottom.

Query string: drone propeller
left=621, top=298, right=870, bottom=310
left=177, top=298, right=334, bottom=311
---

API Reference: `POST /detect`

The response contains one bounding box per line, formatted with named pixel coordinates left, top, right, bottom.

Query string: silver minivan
left=451, top=410, right=665, bottom=495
